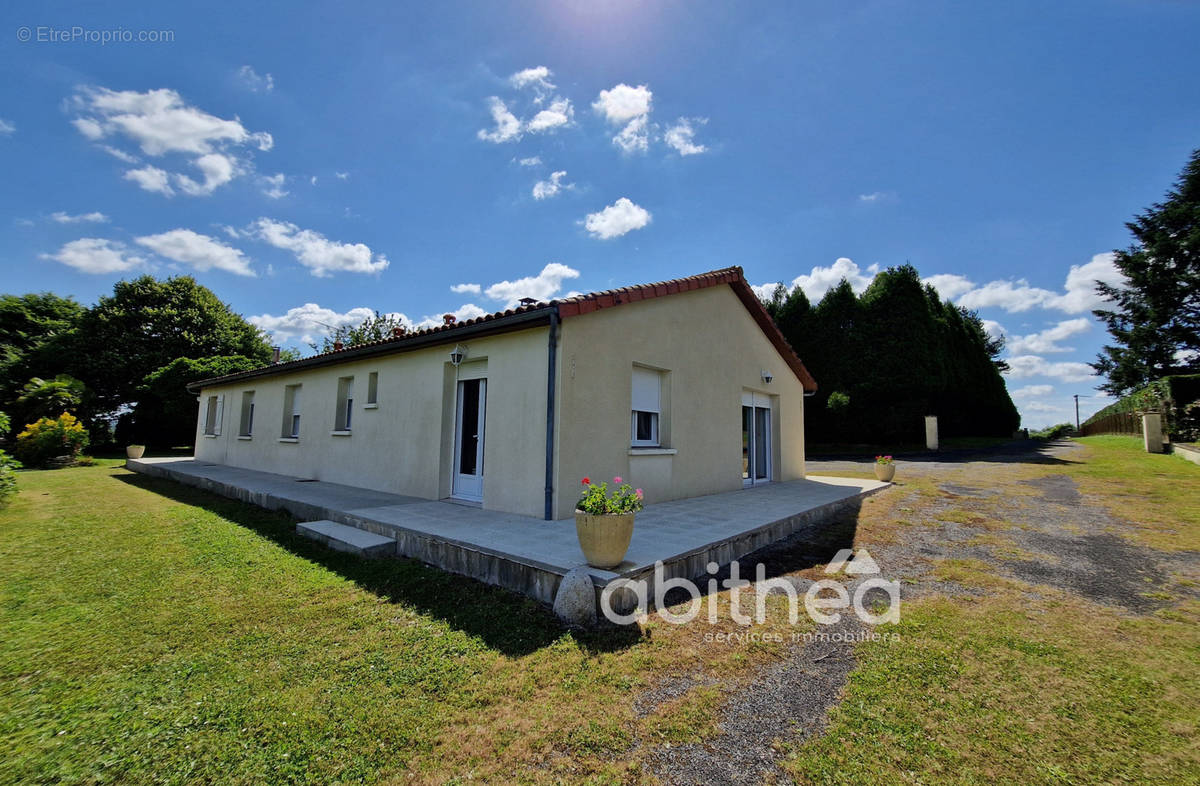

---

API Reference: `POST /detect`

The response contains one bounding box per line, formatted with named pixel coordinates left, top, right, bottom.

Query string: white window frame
left=239, top=391, right=255, bottom=437
left=631, top=366, right=662, bottom=448
left=282, top=384, right=302, bottom=439
left=366, top=371, right=379, bottom=407
left=203, top=394, right=223, bottom=437
left=335, top=376, right=354, bottom=432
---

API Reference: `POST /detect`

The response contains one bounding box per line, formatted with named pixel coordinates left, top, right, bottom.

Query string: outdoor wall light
left=761, top=369, right=773, bottom=384
left=449, top=345, right=467, bottom=366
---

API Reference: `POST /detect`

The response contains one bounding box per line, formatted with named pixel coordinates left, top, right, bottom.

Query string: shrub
left=14, top=413, right=89, bottom=468
left=1032, top=422, right=1075, bottom=440
left=0, top=412, right=17, bottom=506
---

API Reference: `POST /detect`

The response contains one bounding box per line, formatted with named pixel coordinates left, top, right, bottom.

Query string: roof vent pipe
left=443, top=314, right=456, bottom=325
left=271, top=346, right=281, bottom=364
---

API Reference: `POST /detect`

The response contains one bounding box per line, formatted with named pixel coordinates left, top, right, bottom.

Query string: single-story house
left=187, top=266, right=817, bottom=520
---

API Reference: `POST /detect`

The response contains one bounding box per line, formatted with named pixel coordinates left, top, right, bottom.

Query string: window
left=281, top=384, right=302, bottom=438
left=366, top=371, right=378, bottom=406
left=631, top=366, right=662, bottom=447
left=203, top=395, right=223, bottom=436
left=335, top=376, right=354, bottom=432
left=239, top=391, right=255, bottom=436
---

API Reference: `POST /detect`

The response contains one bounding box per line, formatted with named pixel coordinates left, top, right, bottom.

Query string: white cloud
left=526, top=97, right=574, bottom=133
left=664, top=117, right=708, bottom=156
left=335, top=171, right=349, bottom=180
left=593, top=83, right=653, bottom=124
left=135, top=228, right=254, bottom=277
left=173, top=152, right=238, bottom=196
left=260, top=172, right=288, bottom=199
left=100, top=144, right=139, bottom=163
left=795, top=258, right=879, bottom=301
left=583, top=197, right=651, bottom=239
left=40, top=238, right=145, bottom=274
left=70, top=86, right=272, bottom=197
left=1057, top=252, right=1125, bottom=313
left=518, top=156, right=542, bottom=167
left=248, top=218, right=389, bottom=277
left=509, top=66, right=555, bottom=92
left=981, top=319, right=1006, bottom=344
left=593, top=83, right=654, bottom=155
left=123, top=165, right=174, bottom=196
left=237, top=65, right=274, bottom=92
left=532, top=170, right=570, bottom=200
left=1010, top=384, right=1055, bottom=400
left=50, top=211, right=109, bottom=224
left=858, top=191, right=897, bottom=203
left=451, top=283, right=482, bottom=295
left=481, top=263, right=581, bottom=308
left=924, top=273, right=975, bottom=300
left=1003, top=355, right=1096, bottom=383
left=249, top=304, right=380, bottom=345
left=477, top=96, right=522, bottom=143
left=1006, top=318, right=1091, bottom=355
left=0, top=118, right=15, bottom=135
left=612, top=114, right=650, bottom=154
left=750, top=283, right=782, bottom=301
left=956, top=252, right=1125, bottom=314
left=414, top=303, right=490, bottom=330
left=310, top=175, right=317, bottom=185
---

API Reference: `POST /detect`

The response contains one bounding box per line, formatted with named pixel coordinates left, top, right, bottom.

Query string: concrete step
left=297, top=519, right=396, bottom=558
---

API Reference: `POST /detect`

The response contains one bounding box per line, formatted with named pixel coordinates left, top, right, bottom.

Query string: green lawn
left=785, top=436, right=1200, bottom=784
left=0, top=461, right=785, bottom=784
left=1, top=439, right=1197, bottom=784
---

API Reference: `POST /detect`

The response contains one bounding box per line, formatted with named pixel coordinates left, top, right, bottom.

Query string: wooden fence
left=1079, top=411, right=1142, bottom=437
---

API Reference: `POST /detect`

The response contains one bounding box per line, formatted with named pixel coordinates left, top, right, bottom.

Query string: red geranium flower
left=582, top=477, right=590, bottom=485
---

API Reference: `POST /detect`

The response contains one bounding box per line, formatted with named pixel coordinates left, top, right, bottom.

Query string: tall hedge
left=766, top=264, right=1019, bottom=443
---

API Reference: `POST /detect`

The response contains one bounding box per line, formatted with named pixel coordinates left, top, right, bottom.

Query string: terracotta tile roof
left=189, top=266, right=816, bottom=391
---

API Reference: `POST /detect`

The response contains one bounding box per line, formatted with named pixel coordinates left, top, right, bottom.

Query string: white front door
left=742, top=391, right=771, bottom=487
left=452, top=378, right=486, bottom=501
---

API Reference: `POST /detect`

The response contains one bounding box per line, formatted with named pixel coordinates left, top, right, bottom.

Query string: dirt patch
left=646, top=615, right=865, bottom=786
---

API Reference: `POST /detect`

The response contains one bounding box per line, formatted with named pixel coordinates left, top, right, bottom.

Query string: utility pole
left=1074, top=394, right=1081, bottom=432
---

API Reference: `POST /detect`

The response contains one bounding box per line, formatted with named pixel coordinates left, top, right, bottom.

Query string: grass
left=781, top=435, right=1200, bottom=784
left=1066, top=436, right=1200, bottom=551
left=784, top=594, right=1200, bottom=784
left=0, top=461, right=808, bottom=784
left=2, top=436, right=1198, bottom=783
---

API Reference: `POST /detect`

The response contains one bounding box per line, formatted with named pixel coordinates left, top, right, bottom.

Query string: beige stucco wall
left=193, top=326, right=550, bottom=517
left=552, top=284, right=807, bottom=519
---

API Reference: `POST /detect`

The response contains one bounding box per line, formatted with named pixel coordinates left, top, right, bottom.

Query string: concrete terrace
left=126, top=457, right=888, bottom=608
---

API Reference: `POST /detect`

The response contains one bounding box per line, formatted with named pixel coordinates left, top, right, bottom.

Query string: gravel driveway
left=642, top=440, right=1198, bottom=785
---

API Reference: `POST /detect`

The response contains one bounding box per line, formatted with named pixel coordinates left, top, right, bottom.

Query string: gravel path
left=642, top=440, right=1198, bottom=785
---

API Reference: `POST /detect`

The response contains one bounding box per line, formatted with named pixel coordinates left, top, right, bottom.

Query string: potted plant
left=126, top=444, right=146, bottom=460
left=874, top=454, right=895, bottom=482
left=575, top=476, right=644, bottom=569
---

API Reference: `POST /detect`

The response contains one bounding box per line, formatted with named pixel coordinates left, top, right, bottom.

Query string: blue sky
left=2, top=0, right=1198, bottom=428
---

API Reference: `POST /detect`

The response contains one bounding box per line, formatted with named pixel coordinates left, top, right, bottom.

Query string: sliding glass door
left=742, top=392, right=771, bottom=487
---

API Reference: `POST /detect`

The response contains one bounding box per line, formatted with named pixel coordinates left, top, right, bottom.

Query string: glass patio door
left=742, top=392, right=771, bottom=487
left=452, top=378, right=486, bottom=501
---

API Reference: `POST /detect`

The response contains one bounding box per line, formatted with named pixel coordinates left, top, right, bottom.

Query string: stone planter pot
left=574, top=511, right=635, bottom=569
left=126, top=445, right=146, bottom=460
left=874, top=463, right=895, bottom=482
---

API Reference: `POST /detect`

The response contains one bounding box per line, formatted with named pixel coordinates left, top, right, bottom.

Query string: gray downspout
left=544, top=309, right=559, bottom=520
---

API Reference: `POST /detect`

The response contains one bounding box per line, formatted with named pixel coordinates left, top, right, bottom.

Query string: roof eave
left=186, top=306, right=555, bottom=393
